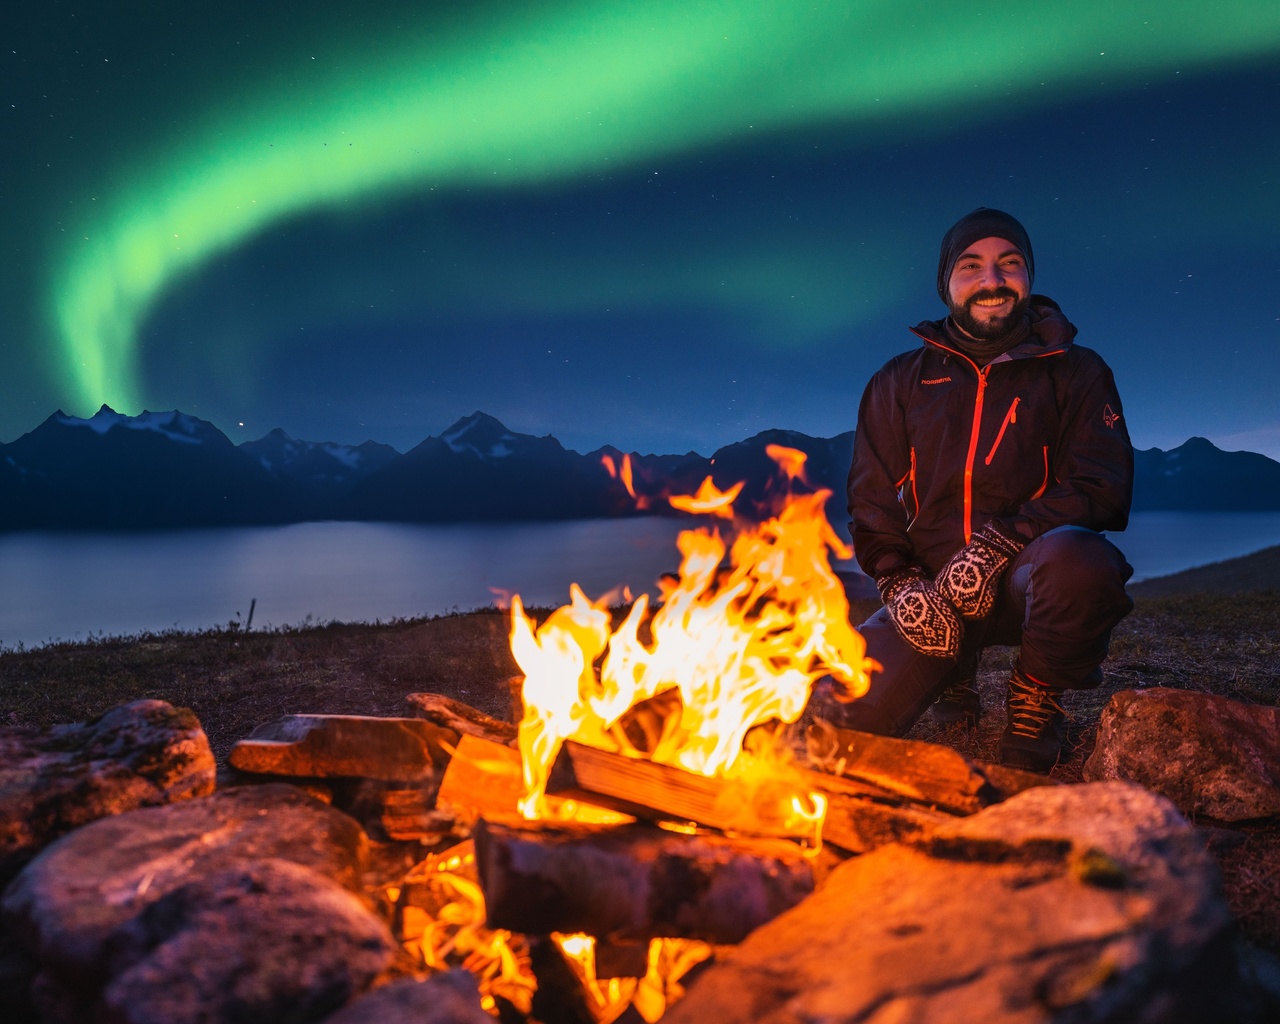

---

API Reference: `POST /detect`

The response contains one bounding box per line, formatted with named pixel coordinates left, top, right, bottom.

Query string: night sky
left=4, top=1, right=1278, bottom=459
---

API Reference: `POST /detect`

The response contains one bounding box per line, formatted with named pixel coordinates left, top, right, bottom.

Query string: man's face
left=946, top=236, right=1031, bottom=340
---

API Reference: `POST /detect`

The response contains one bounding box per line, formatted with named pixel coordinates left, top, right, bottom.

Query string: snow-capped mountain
left=1, top=408, right=1277, bottom=532
left=240, top=428, right=399, bottom=493
left=0, top=406, right=296, bottom=529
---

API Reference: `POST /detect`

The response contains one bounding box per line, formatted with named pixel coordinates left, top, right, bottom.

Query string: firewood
left=807, top=720, right=999, bottom=814
left=438, top=733, right=965, bottom=857
left=404, top=693, right=517, bottom=746
left=817, top=789, right=948, bottom=854
left=474, top=818, right=814, bottom=944
left=435, top=733, right=524, bottom=822
left=528, top=936, right=607, bottom=1024
left=545, top=740, right=821, bottom=841
left=592, top=939, right=650, bottom=980
left=379, top=788, right=461, bottom=842
left=228, top=714, right=457, bottom=782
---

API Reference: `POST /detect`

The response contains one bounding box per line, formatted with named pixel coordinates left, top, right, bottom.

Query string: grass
left=2, top=590, right=1278, bottom=951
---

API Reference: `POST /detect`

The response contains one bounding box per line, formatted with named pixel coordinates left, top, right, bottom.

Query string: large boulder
left=664, top=782, right=1244, bottom=1024
left=2, top=784, right=372, bottom=1022
left=1083, top=688, right=1280, bottom=822
left=0, top=700, right=215, bottom=883
left=99, top=858, right=395, bottom=1024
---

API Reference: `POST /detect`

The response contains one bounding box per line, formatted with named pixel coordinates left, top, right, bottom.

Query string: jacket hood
left=912, top=294, right=1077, bottom=356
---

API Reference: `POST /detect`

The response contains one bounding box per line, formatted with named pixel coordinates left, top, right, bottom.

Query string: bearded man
left=825, top=208, right=1134, bottom=772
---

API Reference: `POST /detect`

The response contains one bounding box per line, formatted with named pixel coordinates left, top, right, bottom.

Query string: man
left=827, top=208, right=1134, bottom=772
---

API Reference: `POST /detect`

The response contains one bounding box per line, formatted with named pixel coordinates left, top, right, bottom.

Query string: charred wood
left=473, top=818, right=814, bottom=944
left=806, top=720, right=1051, bottom=814
left=545, top=740, right=818, bottom=841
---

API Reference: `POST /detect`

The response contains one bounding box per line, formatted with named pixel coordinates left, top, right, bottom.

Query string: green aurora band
left=52, top=0, right=1280, bottom=411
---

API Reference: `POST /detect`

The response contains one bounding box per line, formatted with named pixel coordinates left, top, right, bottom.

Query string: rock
left=0, top=699, right=215, bottom=884
left=2, top=784, right=368, bottom=1018
left=322, top=971, right=492, bottom=1024
left=1084, top=688, right=1280, bottom=822
left=664, top=782, right=1241, bottom=1024
left=229, top=714, right=456, bottom=782
left=98, top=858, right=395, bottom=1024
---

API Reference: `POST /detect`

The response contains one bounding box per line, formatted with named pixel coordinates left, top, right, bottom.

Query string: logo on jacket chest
left=921, top=376, right=952, bottom=385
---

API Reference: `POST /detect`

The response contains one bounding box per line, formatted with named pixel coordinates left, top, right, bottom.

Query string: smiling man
left=822, top=208, right=1135, bottom=772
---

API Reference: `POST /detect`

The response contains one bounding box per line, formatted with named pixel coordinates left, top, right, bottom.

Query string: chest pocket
left=984, top=397, right=1020, bottom=465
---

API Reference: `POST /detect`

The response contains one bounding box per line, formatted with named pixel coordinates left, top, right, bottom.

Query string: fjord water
left=3, top=511, right=1280, bottom=650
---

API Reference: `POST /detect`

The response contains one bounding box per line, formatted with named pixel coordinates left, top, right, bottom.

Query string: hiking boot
left=931, top=651, right=982, bottom=727
left=999, top=669, right=1066, bottom=773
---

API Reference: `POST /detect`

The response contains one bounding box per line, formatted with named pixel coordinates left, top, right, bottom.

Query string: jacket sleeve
left=848, top=362, right=916, bottom=580
left=1000, top=349, right=1133, bottom=540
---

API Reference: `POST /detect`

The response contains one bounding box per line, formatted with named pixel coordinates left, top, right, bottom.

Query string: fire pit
left=1, top=449, right=1261, bottom=1023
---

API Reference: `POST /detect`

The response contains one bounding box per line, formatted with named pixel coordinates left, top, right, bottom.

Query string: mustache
left=967, top=288, right=1020, bottom=306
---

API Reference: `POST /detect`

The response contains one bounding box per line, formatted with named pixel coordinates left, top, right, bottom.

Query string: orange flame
left=510, top=454, right=873, bottom=820
left=397, top=843, right=535, bottom=1016
left=601, top=452, right=638, bottom=499
left=765, top=443, right=808, bottom=482
left=666, top=476, right=743, bottom=519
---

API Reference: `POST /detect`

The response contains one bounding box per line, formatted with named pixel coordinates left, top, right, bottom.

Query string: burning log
left=228, top=714, right=456, bottom=782
left=405, top=692, right=518, bottom=746
left=544, top=738, right=958, bottom=854
left=473, top=818, right=814, bottom=944
left=435, top=733, right=525, bottom=824
left=806, top=721, right=1053, bottom=813
left=545, top=740, right=820, bottom=842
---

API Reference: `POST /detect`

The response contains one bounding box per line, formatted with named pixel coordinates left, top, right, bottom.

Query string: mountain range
left=2, top=406, right=1278, bottom=532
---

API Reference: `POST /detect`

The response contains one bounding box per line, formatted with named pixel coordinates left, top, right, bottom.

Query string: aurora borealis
left=4, top=1, right=1279, bottom=457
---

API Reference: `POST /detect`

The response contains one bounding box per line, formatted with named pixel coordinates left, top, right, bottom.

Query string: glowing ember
left=397, top=843, right=535, bottom=1015
left=398, top=848, right=710, bottom=1022
left=510, top=448, right=874, bottom=820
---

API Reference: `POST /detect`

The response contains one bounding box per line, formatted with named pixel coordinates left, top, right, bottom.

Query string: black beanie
left=936, top=208, right=1034, bottom=303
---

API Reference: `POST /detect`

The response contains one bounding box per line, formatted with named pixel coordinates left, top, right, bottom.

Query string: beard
left=948, top=288, right=1030, bottom=341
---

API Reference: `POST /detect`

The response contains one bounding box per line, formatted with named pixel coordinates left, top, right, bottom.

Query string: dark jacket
left=848, top=296, right=1133, bottom=580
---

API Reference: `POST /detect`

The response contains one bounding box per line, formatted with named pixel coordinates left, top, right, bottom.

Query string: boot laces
left=1008, top=679, right=1065, bottom=738
left=939, top=677, right=978, bottom=702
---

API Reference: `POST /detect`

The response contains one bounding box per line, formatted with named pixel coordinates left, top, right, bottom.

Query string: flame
left=765, top=443, right=808, bottom=481
left=399, top=846, right=709, bottom=1021
left=666, top=475, right=743, bottom=519
left=397, top=843, right=535, bottom=1015
left=602, top=451, right=638, bottom=500
left=510, top=453, right=873, bottom=820
left=547, top=934, right=711, bottom=1024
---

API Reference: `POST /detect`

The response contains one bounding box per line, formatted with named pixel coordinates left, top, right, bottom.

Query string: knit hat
left=937, top=208, right=1035, bottom=303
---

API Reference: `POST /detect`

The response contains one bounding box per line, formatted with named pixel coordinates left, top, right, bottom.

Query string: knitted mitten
left=879, top=566, right=962, bottom=658
left=936, top=520, right=1025, bottom=619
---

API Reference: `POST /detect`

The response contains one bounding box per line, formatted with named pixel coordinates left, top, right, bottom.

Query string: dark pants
left=824, top=526, right=1134, bottom=736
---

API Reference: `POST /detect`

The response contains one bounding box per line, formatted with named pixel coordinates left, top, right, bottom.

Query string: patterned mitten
left=936, top=520, right=1025, bottom=619
left=878, top=566, right=961, bottom=658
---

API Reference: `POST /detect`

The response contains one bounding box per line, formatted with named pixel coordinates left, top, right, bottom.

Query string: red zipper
left=984, top=397, right=1021, bottom=465
left=962, top=368, right=988, bottom=544
left=1030, top=446, right=1050, bottom=498
left=894, top=447, right=920, bottom=524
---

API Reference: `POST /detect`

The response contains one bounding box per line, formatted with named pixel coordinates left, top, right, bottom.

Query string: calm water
left=3, top=511, right=1279, bottom=650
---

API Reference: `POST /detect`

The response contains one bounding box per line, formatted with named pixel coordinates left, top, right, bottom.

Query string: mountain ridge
left=2, top=407, right=1277, bottom=531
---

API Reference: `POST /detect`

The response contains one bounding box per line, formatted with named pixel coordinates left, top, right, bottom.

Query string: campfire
left=196, top=447, right=1047, bottom=1022
left=389, top=447, right=876, bottom=1019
